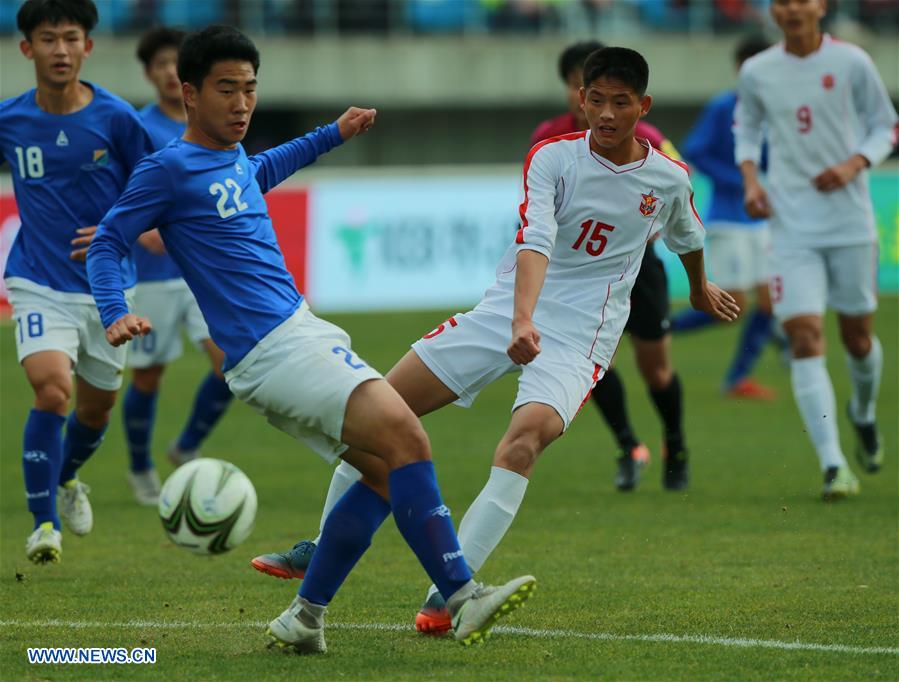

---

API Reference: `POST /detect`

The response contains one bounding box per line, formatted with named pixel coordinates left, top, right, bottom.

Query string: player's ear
left=578, top=86, right=586, bottom=109
left=182, top=82, right=197, bottom=110
left=83, top=36, right=93, bottom=58
left=640, top=94, right=652, bottom=117
left=19, top=39, right=33, bottom=60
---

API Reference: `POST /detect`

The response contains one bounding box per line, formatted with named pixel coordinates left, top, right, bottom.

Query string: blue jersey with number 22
left=88, top=124, right=343, bottom=370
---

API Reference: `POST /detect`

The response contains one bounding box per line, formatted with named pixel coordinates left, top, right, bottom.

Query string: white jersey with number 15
left=734, top=35, right=898, bottom=248
left=475, top=130, right=705, bottom=371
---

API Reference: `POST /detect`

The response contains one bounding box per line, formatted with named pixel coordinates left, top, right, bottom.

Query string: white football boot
left=167, top=441, right=199, bottom=468
left=58, top=481, right=93, bottom=536
left=450, top=575, right=537, bottom=645
left=266, top=596, right=327, bottom=654
left=26, top=523, right=62, bottom=564
left=127, top=468, right=161, bottom=506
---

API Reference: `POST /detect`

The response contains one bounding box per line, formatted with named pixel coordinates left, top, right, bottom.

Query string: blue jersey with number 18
left=88, top=124, right=343, bottom=370
left=0, top=83, right=154, bottom=298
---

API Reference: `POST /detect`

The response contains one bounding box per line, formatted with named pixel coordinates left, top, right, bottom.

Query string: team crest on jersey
left=81, top=149, right=109, bottom=171
left=55, top=130, right=69, bottom=146
left=235, top=162, right=243, bottom=175
left=822, top=73, right=835, bottom=90
left=639, top=190, right=658, bottom=217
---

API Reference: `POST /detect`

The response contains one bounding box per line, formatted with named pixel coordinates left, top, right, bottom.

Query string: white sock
left=426, top=466, right=528, bottom=601
left=846, top=335, right=882, bottom=424
left=791, top=356, right=847, bottom=471
left=312, top=460, right=362, bottom=545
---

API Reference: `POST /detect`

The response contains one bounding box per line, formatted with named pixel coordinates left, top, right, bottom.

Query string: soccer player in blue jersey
left=670, top=36, right=777, bottom=400
left=0, top=0, right=154, bottom=563
left=121, top=26, right=234, bottom=506
left=87, top=24, right=535, bottom=652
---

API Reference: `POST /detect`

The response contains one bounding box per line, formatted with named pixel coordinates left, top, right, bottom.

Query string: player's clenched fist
left=337, top=107, right=377, bottom=140
left=508, top=319, right=541, bottom=365
left=106, top=313, right=152, bottom=347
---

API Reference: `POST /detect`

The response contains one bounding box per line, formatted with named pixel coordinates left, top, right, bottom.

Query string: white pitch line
left=0, top=620, right=896, bottom=657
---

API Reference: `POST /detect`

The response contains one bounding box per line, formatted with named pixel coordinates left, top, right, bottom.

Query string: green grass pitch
left=1, top=303, right=897, bottom=680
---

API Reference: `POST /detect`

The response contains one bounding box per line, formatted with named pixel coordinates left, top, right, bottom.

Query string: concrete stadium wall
left=2, top=35, right=897, bottom=106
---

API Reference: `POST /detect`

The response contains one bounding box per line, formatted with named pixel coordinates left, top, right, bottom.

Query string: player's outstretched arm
left=508, top=249, right=548, bottom=365
left=679, top=249, right=740, bottom=322
left=251, top=107, right=377, bottom=194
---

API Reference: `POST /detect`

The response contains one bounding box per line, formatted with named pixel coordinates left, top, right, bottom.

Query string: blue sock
left=389, top=461, right=472, bottom=601
left=123, top=384, right=158, bottom=473
left=671, top=309, right=715, bottom=333
left=177, top=372, right=233, bottom=451
left=299, top=482, right=390, bottom=606
left=59, top=413, right=107, bottom=485
left=23, top=410, right=65, bottom=530
left=724, top=309, right=773, bottom=389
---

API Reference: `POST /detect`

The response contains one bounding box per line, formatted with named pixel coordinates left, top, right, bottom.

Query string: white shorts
left=224, top=302, right=383, bottom=463
left=705, top=224, right=769, bottom=291
left=128, top=279, right=210, bottom=368
left=769, top=243, right=878, bottom=321
left=411, top=309, right=603, bottom=431
left=7, top=282, right=130, bottom=391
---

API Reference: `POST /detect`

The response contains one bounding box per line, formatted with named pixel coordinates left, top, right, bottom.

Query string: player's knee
left=380, top=409, right=432, bottom=466
left=840, top=327, right=871, bottom=358
left=132, top=365, right=164, bottom=393
left=642, top=364, right=673, bottom=391
left=75, top=395, right=116, bottom=429
left=495, top=433, right=541, bottom=477
left=788, top=327, right=823, bottom=359
left=33, top=381, right=71, bottom=415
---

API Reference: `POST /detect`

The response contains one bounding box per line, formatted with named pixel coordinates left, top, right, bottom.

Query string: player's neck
left=157, top=97, right=187, bottom=123
left=183, top=122, right=237, bottom=151
left=589, top=133, right=646, bottom=167
left=35, top=78, right=92, bottom=115
left=784, top=30, right=823, bottom=58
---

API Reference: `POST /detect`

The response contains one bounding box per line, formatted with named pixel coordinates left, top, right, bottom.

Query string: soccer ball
left=158, top=458, right=257, bottom=555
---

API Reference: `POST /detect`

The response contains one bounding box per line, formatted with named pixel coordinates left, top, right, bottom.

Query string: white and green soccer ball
left=158, top=458, right=257, bottom=555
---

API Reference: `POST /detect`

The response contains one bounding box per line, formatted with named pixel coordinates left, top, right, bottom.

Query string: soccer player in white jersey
left=0, top=0, right=153, bottom=563
left=735, top=0, right=898, bottom=500
left=252, top=47, right=739, bottom=635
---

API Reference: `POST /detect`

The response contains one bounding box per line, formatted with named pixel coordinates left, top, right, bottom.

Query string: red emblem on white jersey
left=639, top=191, right=658, bottom=217
left=822, top=73, right=835, bottom=90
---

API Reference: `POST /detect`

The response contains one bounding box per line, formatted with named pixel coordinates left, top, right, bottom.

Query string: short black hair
left=735, top=34, right=771, bottom=65
left=583, top=47, right=649, bottom=96
left=558, top=40, right=606, bottom=81
left=17, top=0, right=98, bottom=40
left=177, top=25, right=260, bottom=89
left=136, top=26, right=187, bottom=68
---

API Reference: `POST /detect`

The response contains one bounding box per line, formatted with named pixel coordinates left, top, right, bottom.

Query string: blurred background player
left=252, top=47, right=739, bottom=637
left=121, top=25, right=234, bottom=506
left=736, top=0, right=898, bottom=500
left=532, top=40, right=691, bottom=493
left=88, top=24, right=535, bottom=652
left=671, top=35, right=776, bottom=400
left=0, top=0, right=152, bottom=562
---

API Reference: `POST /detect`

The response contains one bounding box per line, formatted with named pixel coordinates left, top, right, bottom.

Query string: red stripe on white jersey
left=654, top=147, right=691, bottom=176
left=517, top=132, right=585, bottom=246
left=688, top=191, right=703, bottom=226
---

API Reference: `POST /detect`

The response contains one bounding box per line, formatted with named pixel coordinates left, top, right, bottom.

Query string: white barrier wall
left=308, top=176, right=523, bottom=311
